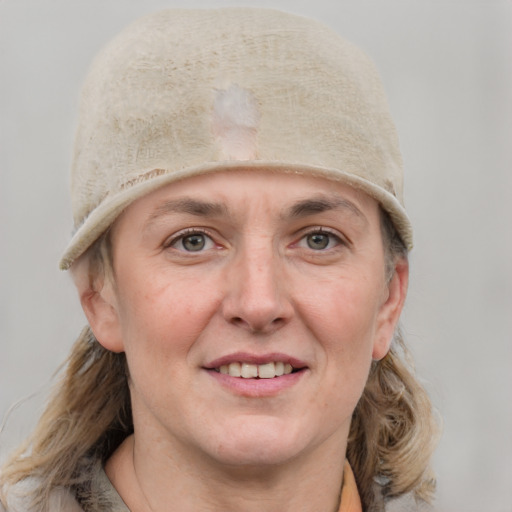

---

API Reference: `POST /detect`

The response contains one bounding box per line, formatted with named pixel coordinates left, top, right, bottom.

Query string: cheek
left=304, top=275, right=382, bottom=345
left=115, top=269, right=222, bottom=361
left=299, top=274, right=383, bottom=391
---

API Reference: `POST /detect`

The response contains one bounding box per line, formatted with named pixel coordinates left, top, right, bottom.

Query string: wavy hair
left=0, top=210, right=438, bottom=511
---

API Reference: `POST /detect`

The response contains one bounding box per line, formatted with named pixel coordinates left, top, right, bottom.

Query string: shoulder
left=1, top=478, right=83, bottom=512
left=1, top=460, right=127, bottom=512
left=370, top=482, right=436, bottom=512
left=384, top=493, right=435, bottom=512
left=75, top=461, right=129, bottom=512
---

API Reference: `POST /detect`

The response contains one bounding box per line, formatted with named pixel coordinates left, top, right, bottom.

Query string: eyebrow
left=145, top=197, right=228, bottom=227
left=285, top=195, right=367, bottom=223
left=144, top=193, right=367, bottom=229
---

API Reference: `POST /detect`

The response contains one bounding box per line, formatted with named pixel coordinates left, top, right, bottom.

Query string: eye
left=168, top=230, right=215, bottom=252
left=298, top=230, right=342, bottom=251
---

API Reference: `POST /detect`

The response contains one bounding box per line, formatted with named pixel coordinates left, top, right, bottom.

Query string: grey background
left=1, top=0, right=511, bottom=510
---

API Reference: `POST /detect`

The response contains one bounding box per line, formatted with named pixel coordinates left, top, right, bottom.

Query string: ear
left=372, top=258, right=409, bottom=360
left=71, top=258, right=125, bottom=353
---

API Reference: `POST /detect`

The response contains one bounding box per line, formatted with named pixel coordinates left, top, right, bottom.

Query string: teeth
left=228, top=362, right=241, bottom=377
left=241, top=363, right=258, bottom=378
left=258, top=362, right=275, bottom=379
left=217, top=362, right=295, bottom=379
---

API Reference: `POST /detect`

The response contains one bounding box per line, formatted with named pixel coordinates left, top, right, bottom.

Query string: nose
left=221, top=243, right=293, bottom=334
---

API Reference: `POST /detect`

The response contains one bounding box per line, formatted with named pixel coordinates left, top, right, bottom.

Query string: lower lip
left=205, top=368, right=307, bottom=397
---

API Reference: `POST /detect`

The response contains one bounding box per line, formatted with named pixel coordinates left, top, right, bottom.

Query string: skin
left=76, top=170, right=408, bottom=512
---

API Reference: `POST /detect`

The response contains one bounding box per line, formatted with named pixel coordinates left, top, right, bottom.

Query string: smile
left=215, top=362, right=295, bottom=379
left=205, top=354, right=308, bottom=396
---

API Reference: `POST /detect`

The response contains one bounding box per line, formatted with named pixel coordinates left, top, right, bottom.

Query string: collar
left=338, top=460, right=363, bottom=512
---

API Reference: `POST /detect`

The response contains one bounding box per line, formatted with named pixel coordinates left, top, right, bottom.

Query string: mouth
left=204, top=354, right=308, bottom=396
left=205, top=353, right=308, bottom=381
left=214, top=361, right=300, bottom=379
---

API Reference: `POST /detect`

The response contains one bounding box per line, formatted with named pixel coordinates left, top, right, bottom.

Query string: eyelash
left=164, top=228, right=216, bottom=252
left=296, top=227, right=346, bottom=251
left=163, top=226, right=347, bottom=254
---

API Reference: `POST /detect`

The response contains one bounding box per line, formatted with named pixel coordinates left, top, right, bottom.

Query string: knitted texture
left=60, top=8, right=411, bottom=269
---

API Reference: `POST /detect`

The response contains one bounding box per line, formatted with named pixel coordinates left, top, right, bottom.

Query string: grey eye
left=182, top=234, right=207, bottom=251
left=307, top=233, right=331, bottom=250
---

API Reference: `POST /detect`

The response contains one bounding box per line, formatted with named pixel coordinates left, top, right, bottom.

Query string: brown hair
left=0, top=211, right=438, bottom=511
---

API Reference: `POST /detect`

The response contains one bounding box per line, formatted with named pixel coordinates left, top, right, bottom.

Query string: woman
left=0, top=8, right=438, bottom=512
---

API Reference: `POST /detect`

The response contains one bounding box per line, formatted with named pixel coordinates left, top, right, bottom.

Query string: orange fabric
left=338, top=460, right=363, bottom=512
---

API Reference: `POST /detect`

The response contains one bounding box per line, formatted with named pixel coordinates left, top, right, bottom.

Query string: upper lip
left=204, top=352, right=308, bottom=369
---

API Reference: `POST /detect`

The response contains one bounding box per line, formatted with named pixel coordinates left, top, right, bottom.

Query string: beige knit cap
left=60, top=7, right=412, bottom=270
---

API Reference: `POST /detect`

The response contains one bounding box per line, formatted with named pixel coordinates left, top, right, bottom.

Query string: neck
left=106, top=432, right=347, bottom=512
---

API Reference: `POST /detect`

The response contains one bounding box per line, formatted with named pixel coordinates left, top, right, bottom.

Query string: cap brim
left=59, top=161, right=412, bottom=270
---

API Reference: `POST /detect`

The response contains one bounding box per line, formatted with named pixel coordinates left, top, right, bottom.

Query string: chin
left=212, top=442, right=301, bottom=469
left=203, top=416, right=314, bottom=468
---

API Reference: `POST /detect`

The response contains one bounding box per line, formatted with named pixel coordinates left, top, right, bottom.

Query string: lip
left=204, top=352, right=308, bottom=369
left=203, top=352, right=309, bottom=398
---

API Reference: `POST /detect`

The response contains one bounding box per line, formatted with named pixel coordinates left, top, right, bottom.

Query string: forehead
left=118, top=169, right=380, bottom=227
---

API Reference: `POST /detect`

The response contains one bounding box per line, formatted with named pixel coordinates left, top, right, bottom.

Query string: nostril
left=230, top=315, right=285, bottom=333
left=231, top=317, right=244, bottom=327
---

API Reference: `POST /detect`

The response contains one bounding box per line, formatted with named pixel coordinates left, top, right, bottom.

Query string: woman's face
left=87, top=170, right=407, bottom=469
